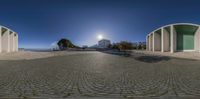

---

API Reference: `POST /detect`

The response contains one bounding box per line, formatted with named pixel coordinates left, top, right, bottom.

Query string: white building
left=0, top=26, right=18, bottom=53
left=146, top=23, right=200, bottom=53
left=98, top=39, right=111, bottom=48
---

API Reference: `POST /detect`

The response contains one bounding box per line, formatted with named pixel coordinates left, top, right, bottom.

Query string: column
left=10, top=32, right=14, bottom=52
left=170, top=25, right=177, bottom=53
left=146, top=36, right=149, bottom=51
left=152, top=32, right=155, bottom=52
left=15, top=34, right=18, bottom=52
left=149, top=34, right=152, bottom=51
left=161, top=28, right=164, bottom=52
left=170, top=25, right=174, bottom=53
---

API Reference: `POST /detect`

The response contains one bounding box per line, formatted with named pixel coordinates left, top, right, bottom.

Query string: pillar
left=15, top=34, right=18, bottom=52
left=170, top=25, right=174, bottom=53
left=10, top=32, right=14, bottom=52
left=152, top=32, right=155, bottom=52
left=149, top=33, right=153, bottom=51
left=146, top=36, right=149, bottom=51
left=161, top=28, right=164, bottom=52
left=194, top=27, right=200, bottom=52
left=170, top=25, right=177, bottom=53
left=148, top=35, right=151, bottom=51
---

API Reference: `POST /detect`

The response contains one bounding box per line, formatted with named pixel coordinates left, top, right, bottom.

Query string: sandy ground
left=0, top=51, right=96, bottom=60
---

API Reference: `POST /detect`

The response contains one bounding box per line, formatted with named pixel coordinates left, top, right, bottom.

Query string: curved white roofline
left=0, top=25, right=16, bottom=33
left=148, top=23, right=200, bottom=36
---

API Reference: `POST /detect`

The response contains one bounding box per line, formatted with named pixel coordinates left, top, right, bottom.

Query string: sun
left=97, top=34, right=103, bottom=40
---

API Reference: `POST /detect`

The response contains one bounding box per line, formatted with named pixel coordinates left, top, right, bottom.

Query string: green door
left=178, top=33, right=194, bottom=50
left=175, top=25, right=198, bottom=50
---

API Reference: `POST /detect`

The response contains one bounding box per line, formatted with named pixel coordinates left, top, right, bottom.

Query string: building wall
left=153, top=32, right=161, bottom=51
left=0, top=26, right=18, bottom=53
left=149, top=34, right=153, bottom=51
left=98, top=39, right=111, bottom=48
left=172, top=26, right=177, bottom=52
left=147, top=23, right=200, bottom=53
left=2, top=30, right=10, bottom=52
left=0, top=28, right=1, bottom=53
left=146, top=36, right=149, bottom=51
left=195, top=27, right=200, bottom=52
left=175, top=25, right=197, bottom=51
left=162, top=28, right=170, bottom=52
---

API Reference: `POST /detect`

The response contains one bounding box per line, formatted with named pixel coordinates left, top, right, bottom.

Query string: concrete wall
left=2, top=29, right=10, bottom=52
left=149, top=34, right=153, bottom=51
left=153, top=32, right=161, bottom=51
left=148, top=35, right=150, bottom=51
left=146, top=36, right=149, bottom=51
left=0, top=26, right=18, bottom=53
left=147, top=23, right=200, bottom=53
left=162, top=27, right=170, bottom=52
left=194, top=27, right=200, bottom=52
left=173, top=26, right=177, bottom=52
left=10, top=32, right=14, bottom=52
left=15, top=34, right=18, bottom=52
left=0, top=27, right=1, bottom=53
left=170, top=25, right=177, bottom=53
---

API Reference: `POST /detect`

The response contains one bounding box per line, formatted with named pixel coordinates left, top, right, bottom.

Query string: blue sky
left=0, top=0, right=200, bottom=48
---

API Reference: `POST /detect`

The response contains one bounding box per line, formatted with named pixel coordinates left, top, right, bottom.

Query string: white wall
left=170, top=25, right=177, bottom=53
left=0, top=27, right=1, bottom=53
left=173, top=26, right=177, bottom=52
left=10, top=32, right=14, bottom=52
left=15, top=34, right=18, bottom=52
left=162, top=28, right=170, bottom=52
left=2, top=29, right=10, bottom=52
left=149, top=34, right=153, bottom=51
left=0, top=27, right=18, bottom=53
left=153, top=31, right=161, bottom=51
left=194, top=27, right=200, bottom=52
left=146, top=36, right=149, bottom=51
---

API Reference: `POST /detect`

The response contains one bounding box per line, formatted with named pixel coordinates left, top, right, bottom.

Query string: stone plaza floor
left=0, top=51, right=200, bottom=99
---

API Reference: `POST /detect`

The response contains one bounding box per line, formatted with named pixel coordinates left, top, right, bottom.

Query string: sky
left=0, top=0, right=200, bottom=48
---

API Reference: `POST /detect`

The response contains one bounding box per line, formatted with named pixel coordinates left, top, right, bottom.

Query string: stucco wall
left=153, top=32, right=161, bottom=51
left=173, top=26, right=177, bottom=52
left=194, top=27, right=200, bottom=51
left=149, top=34, right=153, bottom=51
left=0, top=28, right=1, bottom=53
left=2, top=30, right=10, bottom=52
left=0, top=26, right=18, bottom=53
left=148, top=23, right=200, bottom=53
left=162, top=28, right=170, bottom=52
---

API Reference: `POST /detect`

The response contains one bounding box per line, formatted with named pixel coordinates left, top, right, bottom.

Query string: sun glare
left=97, top=34, right=103, bottom=40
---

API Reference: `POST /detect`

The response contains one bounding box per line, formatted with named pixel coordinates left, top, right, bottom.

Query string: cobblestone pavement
left=0, top=52, right=200, bottom=99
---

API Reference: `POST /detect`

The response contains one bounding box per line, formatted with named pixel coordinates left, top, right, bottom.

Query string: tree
left=111, top=43, right=120, bottom=50
left=57, top=38, right=77, bottom=50
left=111, top=41, right=133, bottom=51
left=118, top=41, right=133, bottom=51
left=107, top=44, right=112, bottom=49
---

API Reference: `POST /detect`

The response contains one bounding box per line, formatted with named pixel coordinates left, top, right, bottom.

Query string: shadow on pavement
left=100, top=50, right=171, bottom=63
left=99, top=50, right=132, bottom=57
left=134, top=56, right=170, bottom=63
